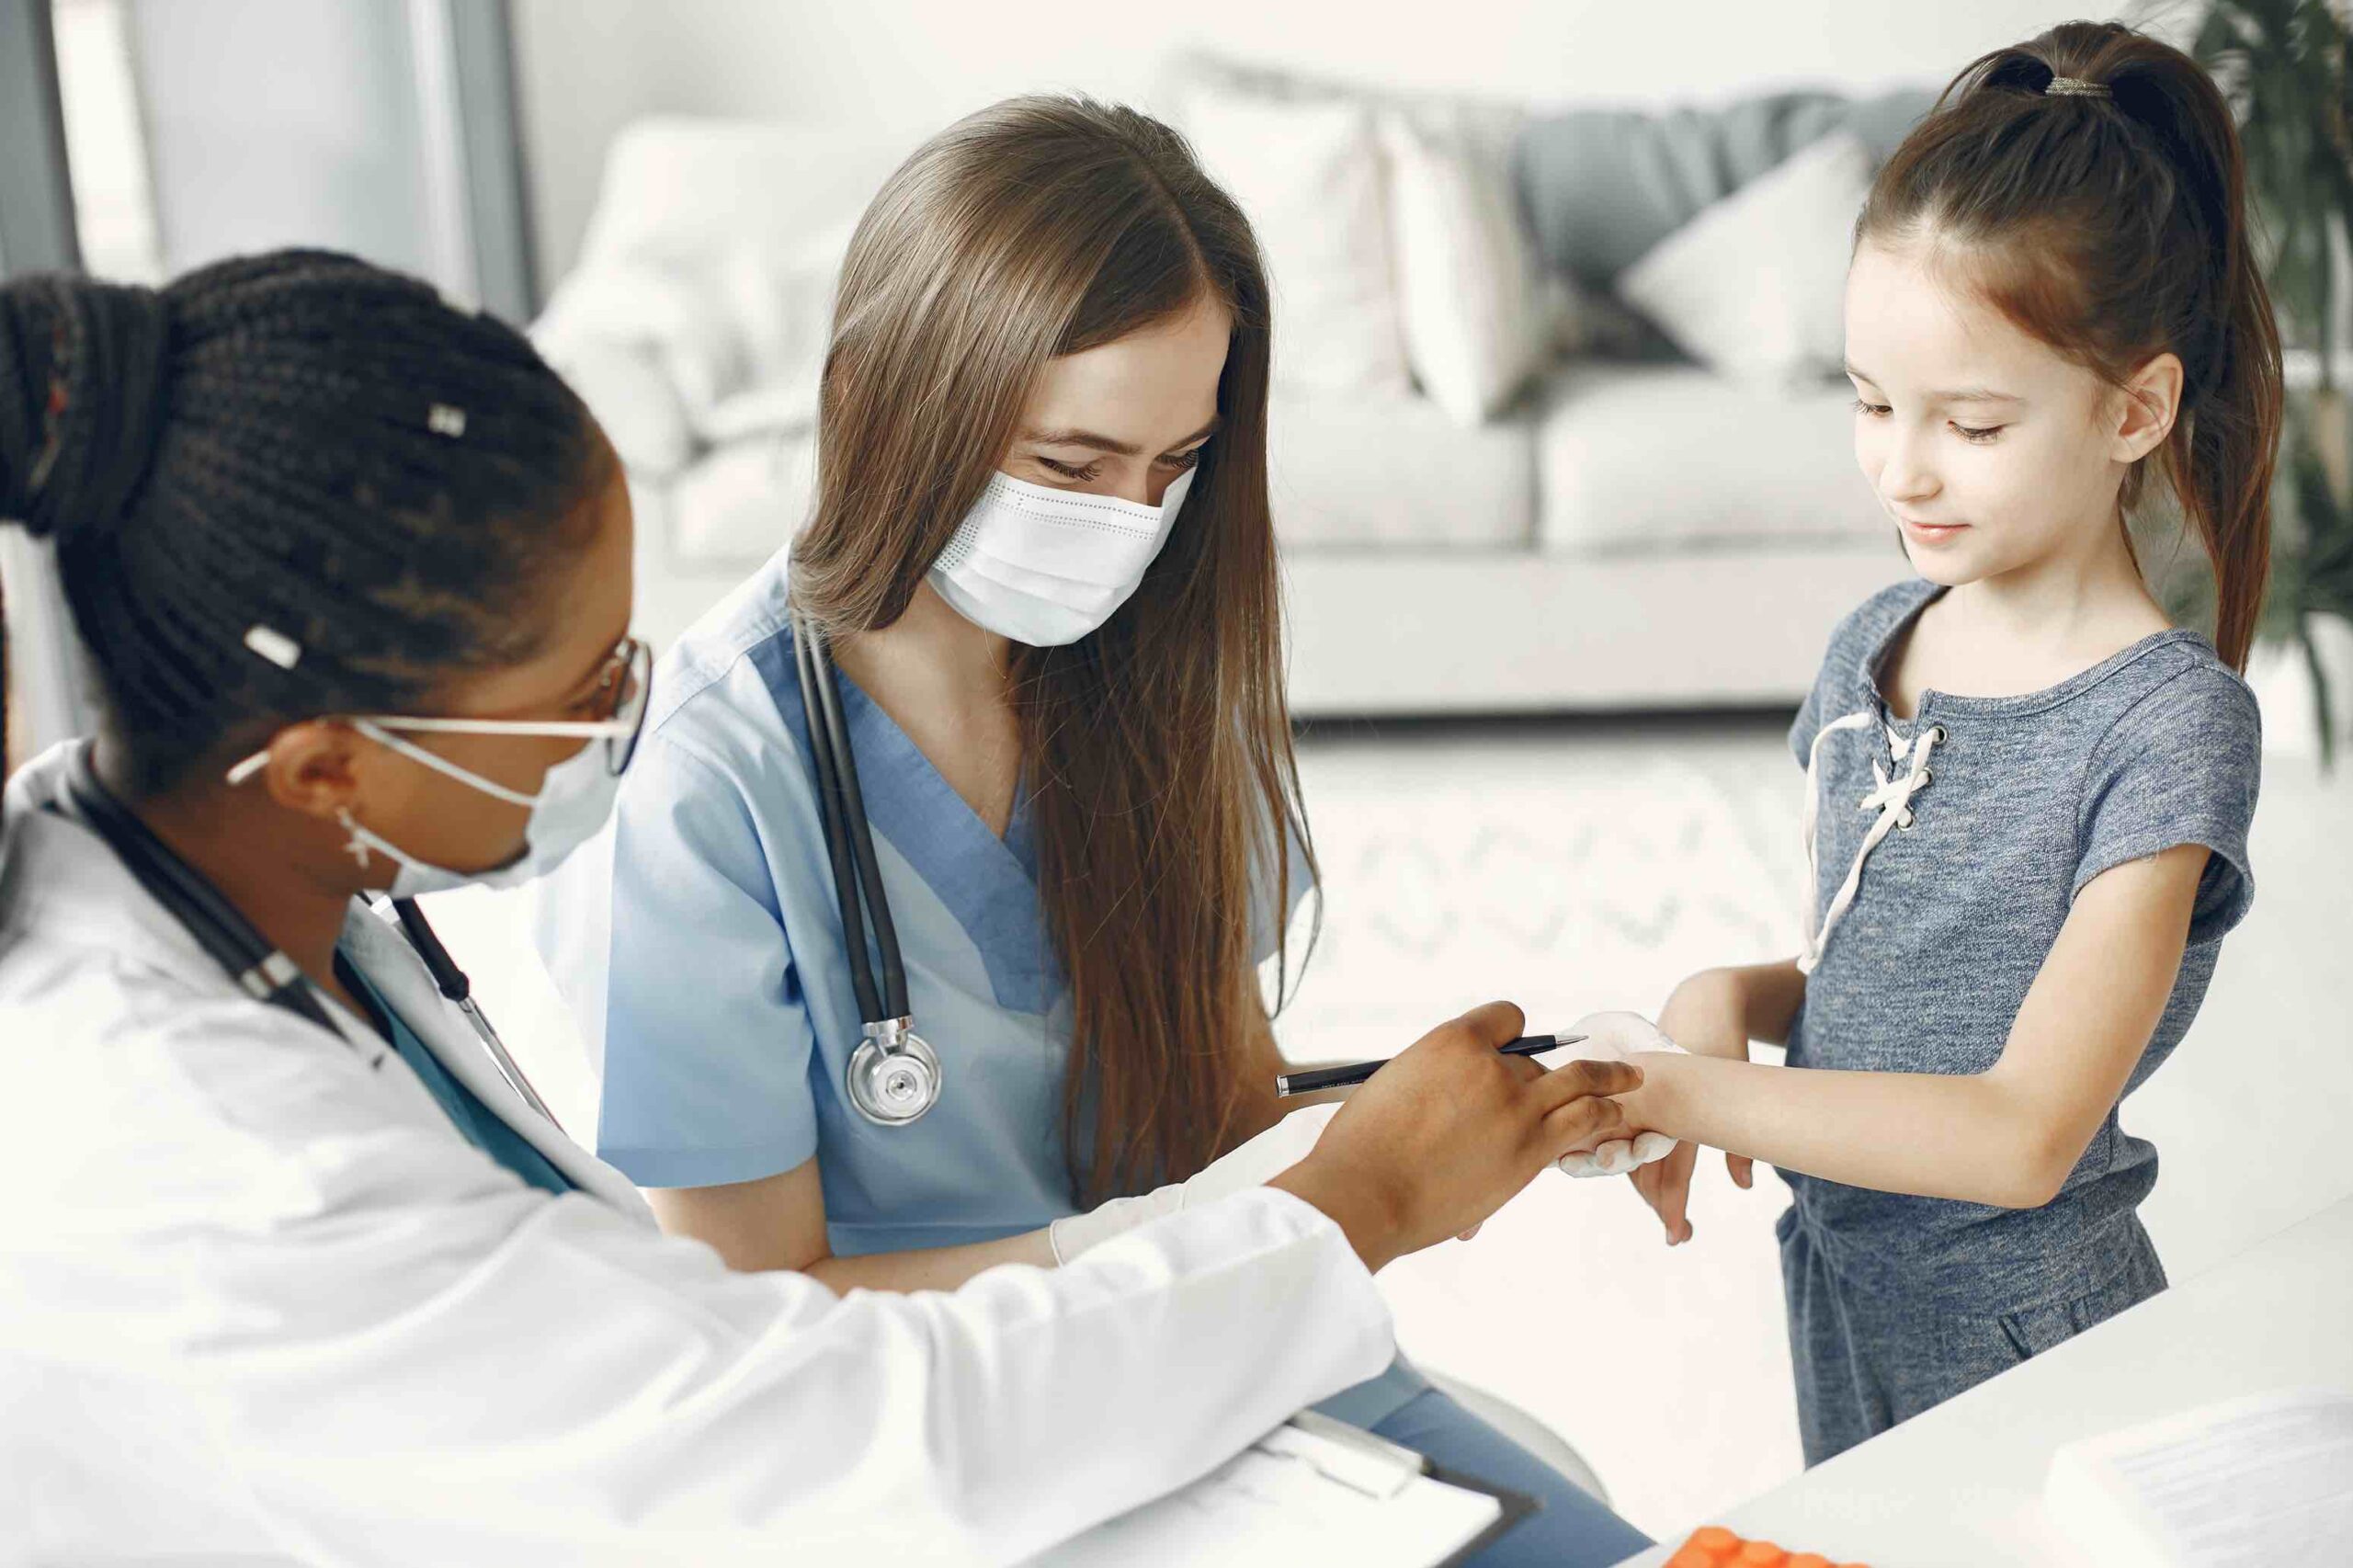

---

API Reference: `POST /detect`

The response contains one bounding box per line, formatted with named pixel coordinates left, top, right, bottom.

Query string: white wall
left=512, top=0, right=2155, bottom=297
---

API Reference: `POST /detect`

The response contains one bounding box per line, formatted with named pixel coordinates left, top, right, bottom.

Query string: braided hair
left=0, top=250, right=608, bottom=792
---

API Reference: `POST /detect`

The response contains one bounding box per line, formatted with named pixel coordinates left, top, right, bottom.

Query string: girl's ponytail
left=1859, top=21, right=2285, bottom=669
left=2112, top=40, right=2284, bottom=672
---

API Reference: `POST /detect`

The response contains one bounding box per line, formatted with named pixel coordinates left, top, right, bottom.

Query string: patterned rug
left=1273, top=714, right=1810, bottom=1062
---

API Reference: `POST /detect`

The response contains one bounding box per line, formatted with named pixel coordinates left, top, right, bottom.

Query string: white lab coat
left=0, top=747, right=1393, bottom=1564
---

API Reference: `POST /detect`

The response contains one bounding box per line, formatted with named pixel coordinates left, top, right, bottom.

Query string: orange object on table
left=1666, top=1526, right=1870, bottom=1568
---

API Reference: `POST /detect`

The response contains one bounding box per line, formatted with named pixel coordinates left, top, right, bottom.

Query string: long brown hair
left=1857, top=20, right=2284, bottom=669
left=789, top=97, right=1311, bottom=1201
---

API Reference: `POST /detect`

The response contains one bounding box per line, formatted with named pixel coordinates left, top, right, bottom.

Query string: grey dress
left=1779, top=579, right=2261, bottom=1463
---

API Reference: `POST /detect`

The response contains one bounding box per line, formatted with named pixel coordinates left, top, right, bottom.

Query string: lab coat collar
left=3, top=744, right=653, bottom=1223
left=334, top=902, right=650, bottom=1217
left=1, top=744, right=224, bottom=994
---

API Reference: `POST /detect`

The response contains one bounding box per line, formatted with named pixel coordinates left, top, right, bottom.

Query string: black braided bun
left=0, top=251, right=608, bottom=792
left=0, top=277, right=172, bottom=543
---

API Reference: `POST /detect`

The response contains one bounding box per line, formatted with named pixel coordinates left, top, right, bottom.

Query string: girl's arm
left=1628, top=844, right=2211, bottom=1210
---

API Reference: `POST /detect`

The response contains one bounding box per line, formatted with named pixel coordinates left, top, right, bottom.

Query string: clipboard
left=1289, top=1411, right=1540, bottom=1568
left=1423, top=1455, right=1540, bottom=1567
left=1025, top=1409, right=1542, bottom=1567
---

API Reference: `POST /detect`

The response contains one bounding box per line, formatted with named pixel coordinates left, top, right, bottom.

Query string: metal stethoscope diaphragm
left=790, top=609, right=942, bottom=1128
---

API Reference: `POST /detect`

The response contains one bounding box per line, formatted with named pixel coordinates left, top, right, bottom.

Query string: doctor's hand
left=1270, top=1001, right=1642, bottom=1274
left=1630, top=972, right=1756, bottom=1246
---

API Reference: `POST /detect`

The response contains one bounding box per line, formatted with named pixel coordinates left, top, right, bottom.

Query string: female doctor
left=536, top=97, right=1652, bottom=1567
left=0, top=254, right=1641, bottom=1562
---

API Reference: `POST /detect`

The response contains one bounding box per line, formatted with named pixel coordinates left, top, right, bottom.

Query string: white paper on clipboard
left=1022, top=1411, right=1511, bottom=1568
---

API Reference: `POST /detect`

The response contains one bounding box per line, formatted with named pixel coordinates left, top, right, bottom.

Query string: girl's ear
left=2112, top=352, right=2184, bottom=463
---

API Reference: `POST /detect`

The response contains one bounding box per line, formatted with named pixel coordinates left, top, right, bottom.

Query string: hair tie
left=2044, top=76, right=2112, bottom=99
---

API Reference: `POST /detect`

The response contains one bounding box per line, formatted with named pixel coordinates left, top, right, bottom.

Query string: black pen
left=1273, top=1031, right=1590, bottom=1098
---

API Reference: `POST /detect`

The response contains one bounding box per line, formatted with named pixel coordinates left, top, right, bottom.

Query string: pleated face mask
left=925, top=467, right=1195, bottom=646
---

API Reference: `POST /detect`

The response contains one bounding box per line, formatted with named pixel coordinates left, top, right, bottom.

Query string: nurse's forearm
left=802, top=1233, right=1058, bottom=1294
left=646, top=1168, right=1054, bottom=1290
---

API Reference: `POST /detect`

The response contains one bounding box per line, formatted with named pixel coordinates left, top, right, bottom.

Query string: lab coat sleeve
left=147, top=1007, right=1393, bottom=1565
left=537, top=728, right=823, bottom=1188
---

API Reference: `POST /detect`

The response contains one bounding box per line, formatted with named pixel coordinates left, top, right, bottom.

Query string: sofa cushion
left=668, top=434, right=817, bottom=567
left=1175, top=79, right=1413, bottom=397
left=1532, top=364, right=1884, bottom=555
left=1269, top=389, right=1532, bottom=551
left=1377, top=106, right=1552, bottom=426
left=1617, top=132, right=1871, bottom=391
left=1512, top=88, right=1933, bottom=293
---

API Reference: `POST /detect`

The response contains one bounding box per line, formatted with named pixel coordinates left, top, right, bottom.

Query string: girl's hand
left=1630, top=971, right=1756, bottom=1244
left=1273, top=1001, right=1643, bottom=1272
left=1550, top=1012, right=1686, bottom=1177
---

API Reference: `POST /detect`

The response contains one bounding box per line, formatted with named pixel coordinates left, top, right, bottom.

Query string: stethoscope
left=789, top=611, right=943, bottom=1127
left=58, top=741, right=557, bottom=1124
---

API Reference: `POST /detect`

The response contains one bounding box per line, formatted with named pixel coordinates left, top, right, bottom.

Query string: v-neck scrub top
left=535, top=551, right=1309, bottom=1259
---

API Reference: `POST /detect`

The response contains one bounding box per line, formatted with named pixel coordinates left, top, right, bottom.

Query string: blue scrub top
left=534, top=554, right=1310, bottom=1257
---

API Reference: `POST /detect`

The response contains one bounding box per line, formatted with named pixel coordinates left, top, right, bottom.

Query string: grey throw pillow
left=1510, top=88, right=1935, bottom=293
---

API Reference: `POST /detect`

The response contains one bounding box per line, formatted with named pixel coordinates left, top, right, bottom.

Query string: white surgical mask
left=926, top=466, right=1195, bottom=646
left=333, top=721, right=626, bottom=897
left=223, top=639, right=650, bottom=898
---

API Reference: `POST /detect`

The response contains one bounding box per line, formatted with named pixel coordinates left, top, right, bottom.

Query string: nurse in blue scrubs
left=538, top=97, right=1648, bottom=1568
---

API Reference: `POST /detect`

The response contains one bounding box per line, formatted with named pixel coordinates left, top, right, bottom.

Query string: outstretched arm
left=1626, top=845, right=2210, bottom=1210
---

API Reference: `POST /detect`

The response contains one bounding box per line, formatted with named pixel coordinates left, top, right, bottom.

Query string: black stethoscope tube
left=62, top=741, right=342, bottom=1036
left=790, top=612, right=881, bottom=1022
left=790, top=612, right=909, bottom=1024
left=62, top=741, right=551, bottom=1126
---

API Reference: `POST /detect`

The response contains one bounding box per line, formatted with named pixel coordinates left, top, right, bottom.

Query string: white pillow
left=670, top=435, right=817, bottom=566
left=1376, top=108, right=1551, bottom=426
left=551, top=340, right=694, bottom=478
left=1176, top=84, right=1412, bottom=397
left=718, top=222, right=853, bottom=392
left=1616, top=131, right=1872, bottom=389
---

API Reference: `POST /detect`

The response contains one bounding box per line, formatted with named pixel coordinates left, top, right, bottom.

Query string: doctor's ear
left=2110, top=352, right=2183, bottom=464
left=241, top=722, right=367, bottom=823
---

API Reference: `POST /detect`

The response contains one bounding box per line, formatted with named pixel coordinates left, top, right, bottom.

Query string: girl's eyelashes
left=1850, top=398, right=2006, bottom=443
left=1159, top=446, right=1205, bottom=472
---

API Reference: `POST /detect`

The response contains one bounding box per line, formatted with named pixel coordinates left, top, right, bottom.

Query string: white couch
left=538, top=115, right=1909, bottom=717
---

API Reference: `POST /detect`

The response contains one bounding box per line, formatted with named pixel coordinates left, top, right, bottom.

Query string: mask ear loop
left=348, top=718, right=543, bottom=808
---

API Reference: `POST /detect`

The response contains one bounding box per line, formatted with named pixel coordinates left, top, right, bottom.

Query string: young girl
left=1618, top=21, right=2278, bottom=1464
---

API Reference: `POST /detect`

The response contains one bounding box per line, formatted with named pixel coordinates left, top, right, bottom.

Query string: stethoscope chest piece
left=847, top=1017, right=942, bottom=1126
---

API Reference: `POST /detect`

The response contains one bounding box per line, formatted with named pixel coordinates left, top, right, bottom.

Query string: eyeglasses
left=222, top=637, right=654, bottom=786
left=573, top=636, right=653, bottom=773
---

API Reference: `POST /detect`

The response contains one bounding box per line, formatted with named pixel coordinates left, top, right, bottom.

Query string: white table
left=1613, top=1192, right=2353, bottom=1566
